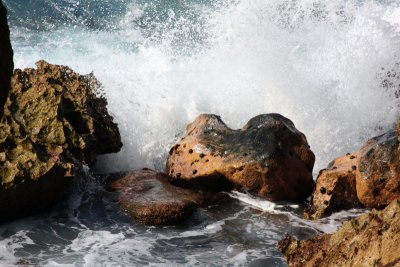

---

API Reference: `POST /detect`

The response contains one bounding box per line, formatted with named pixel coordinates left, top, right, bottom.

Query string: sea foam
left=10, top=0, right=400, bottom=174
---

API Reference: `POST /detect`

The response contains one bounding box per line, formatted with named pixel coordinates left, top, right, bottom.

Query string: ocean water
left=1, top=0, right=400, bottom=265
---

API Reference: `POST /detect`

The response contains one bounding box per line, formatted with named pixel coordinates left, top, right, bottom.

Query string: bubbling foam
left=11, top=0, right=400, bottom=174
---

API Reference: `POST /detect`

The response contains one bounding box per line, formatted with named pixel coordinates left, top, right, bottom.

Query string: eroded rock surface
left=304, top=154, right=363, bottom=220
left=109, top=169, right=203, bottom=225
left=0, top=61, right=122, bottom=222
left=356, top=128, right=400, bottom=208
left=167, top=114, right=315, bottom=202
left=306, top=125, right=400, bottom=219
left=0, top=1, right=13, bottom=115
left=279, top=199, right=400, bottom=267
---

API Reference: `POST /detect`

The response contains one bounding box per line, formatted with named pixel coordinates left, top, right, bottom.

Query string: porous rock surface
left=304, top=153, right=363, bottom=220
left=0, top=61, right=122, bottom=222
left=109, top=169, right=203, bottom=225
left=305, top=125, right=400, bottom=219
left=167, top=114, right=315, bottom=202
left=0, top=1, right=13, bottom=115
left=279, top=199, right=400, bottom=267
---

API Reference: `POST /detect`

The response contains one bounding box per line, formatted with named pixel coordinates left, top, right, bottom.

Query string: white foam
left=10, top=0, right=400, bottom=174
left=229, top=191, right=298, bottom=213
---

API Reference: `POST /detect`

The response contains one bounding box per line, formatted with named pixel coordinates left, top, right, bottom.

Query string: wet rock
left=0, top=61, right=122, bottom=222
left=279, top=199, right=400, bottom=267
left=166, top=114, right=315, bottom=202
left=304, top=154, right=363, bottom=220
left=109, top=169, right=203, bottom=225
left=0, top=1, right=13, bottom=115
left=306, top=125, right=400, bottom=219
left=356, top=128, right=400, bottom=208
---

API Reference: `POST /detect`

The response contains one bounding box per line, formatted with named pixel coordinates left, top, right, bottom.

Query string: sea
left=1, top=0, right=399, bottom=266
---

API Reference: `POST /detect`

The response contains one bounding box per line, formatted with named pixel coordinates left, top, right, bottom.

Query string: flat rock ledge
left=0, top=61, right=122, bottom=222
left=279, top=199, right=400, bottom=267
left=108, top=169, right=203, bottom=225
left=167, top=113, right=315, bottom=203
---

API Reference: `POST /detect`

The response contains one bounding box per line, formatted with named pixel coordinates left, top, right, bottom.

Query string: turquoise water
left=1, top=0, right=400, bottom=265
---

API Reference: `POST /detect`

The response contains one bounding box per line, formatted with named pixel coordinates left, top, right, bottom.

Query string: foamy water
left=1, top=0, right=399, bottom=265
left=8, top=0, right=400, bottom=173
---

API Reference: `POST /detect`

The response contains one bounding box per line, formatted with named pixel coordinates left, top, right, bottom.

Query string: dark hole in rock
left=320, top=187, right=326, bottom=194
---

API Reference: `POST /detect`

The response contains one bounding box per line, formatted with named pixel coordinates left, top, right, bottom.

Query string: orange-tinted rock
left=0, top=2, right=13, bottom=115
left=304, top=153, right=363, bottom=220
left=109, top=169, right=203, bottom=225
left=356, top=129, right=400, bottom=208
left=279, top=199, right=400, bottom=267
left=306, top=125, right=400, bottom=220
left=166, top=114, right=315, bottom=203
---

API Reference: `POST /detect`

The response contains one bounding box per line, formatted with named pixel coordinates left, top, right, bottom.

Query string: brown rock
left=306, top=125, right=400, bottom=219
left=304, top=153, right=363, bottom=220
left=0, top=1, right=13, bottom=116
left=109, top=169, right=203, bottom=225
left=0, top=61, right=122, bottom=222
left=356, top=128, right=400, bottom=208
left=166, top=114, right=315, bottom=202
left=279, top=199, right=400, bottom=267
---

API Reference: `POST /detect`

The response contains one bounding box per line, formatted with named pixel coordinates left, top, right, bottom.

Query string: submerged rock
left=166, top=114, right=315, bottom=202
left=279, top=199, right=400, bottom=267
left=0, top=61, right=122, bottom=222
left=306, top=125, right=400, bottom=219
left=108, top=169, right=203, bottom=225
left=0, top=1, right=13, bottom=115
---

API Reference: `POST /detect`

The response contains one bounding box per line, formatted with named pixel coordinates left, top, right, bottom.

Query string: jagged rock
left=108, top=169, right=203, bottom=225
left=0, top=1, right=13, bottom=115
left=166, top=114, right=315, bottom=202
left=304, top=154, right=363, bottom=220
left=279, top=199, right=400, bottom=267
left=306, top=125, right=400, bottom=219
left=0, top=61, right=122, bottom=222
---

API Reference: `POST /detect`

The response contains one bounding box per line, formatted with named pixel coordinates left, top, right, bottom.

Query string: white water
left=3, top=0, right=400, bottom=265
left=10, top=0, right=400, bottom=174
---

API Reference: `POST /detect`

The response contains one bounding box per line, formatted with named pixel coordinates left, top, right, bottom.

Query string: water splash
left=9, top=0, right=400, bottom=173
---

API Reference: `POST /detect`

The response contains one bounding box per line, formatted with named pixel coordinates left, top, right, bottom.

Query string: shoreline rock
left=0, top=61, right=122, bottom=223
left=304, top=153, right=363, bottom=220
left=0, top=1, right=13, bottom=116
left=108, top=169, right=203, bottom=225
left=167, top=114, right=315, bottom=203
left=279, top=199, right=400, bottom=267
left=305, top=124, right=400, bottom=219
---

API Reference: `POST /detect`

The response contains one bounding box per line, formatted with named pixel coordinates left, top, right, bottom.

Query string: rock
left=356, top=128, right=400, bottom=208
left=0, top=1, right=13, bottom=115
left=279, top=199, right=400, bottom=267
left=305, top=125, right=400, bottom=219
left=304, top=154, right=363, bottom=220
left=166, top=114, right=315, bottom=202
left=0, top=61, right=122, bottom=222
left=108, top=169, right=203, bottom=225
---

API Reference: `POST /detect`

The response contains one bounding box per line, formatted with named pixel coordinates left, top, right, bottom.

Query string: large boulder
left=108, top=169, right=203, bottom=225
left=166, top=114, right=315, bottom=202
left=0, top=61, right=122, bottom=222
left=0, top=1, right=13, bottom=116
left=279, top=199, right=400, bottom=267
left=305, top=125, right=400, bottom=219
